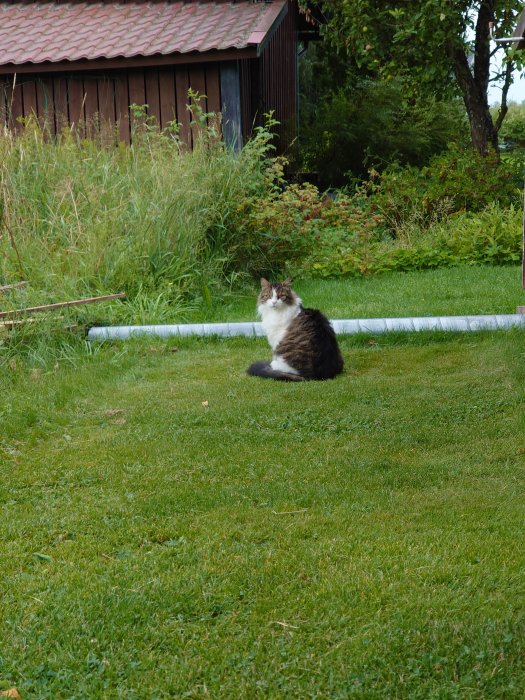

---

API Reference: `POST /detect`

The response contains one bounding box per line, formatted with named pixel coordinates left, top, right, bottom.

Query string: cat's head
left=257, top=278, right=301, bottom=312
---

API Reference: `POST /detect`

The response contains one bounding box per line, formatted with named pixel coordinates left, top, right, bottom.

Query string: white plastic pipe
left=87, top=314, right=525, bottom=341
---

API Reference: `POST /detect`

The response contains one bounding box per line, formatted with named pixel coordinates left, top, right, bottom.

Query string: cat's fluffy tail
left=247, top=361, right=305, bottom=382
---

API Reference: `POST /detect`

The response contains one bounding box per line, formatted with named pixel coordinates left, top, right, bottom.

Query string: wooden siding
left=239, top=5, right=297, bottom=152
left=259, top=5, right=297, bottom=152
left=0, top=65, right=222, bottom=146
left=0, top=2, right=298, bottom=153
left=220, top=62, right=242, bottom=149
left=239, top=58, right=255, bottom=145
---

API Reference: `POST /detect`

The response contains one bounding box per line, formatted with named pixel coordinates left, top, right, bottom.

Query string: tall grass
left=0, top=113, right=275, bottom=319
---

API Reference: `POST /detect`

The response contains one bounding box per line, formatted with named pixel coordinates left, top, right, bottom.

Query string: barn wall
left=0, top=65, right=222, bottom=146
left=0, top=6, right=298, bottom=153
left=239, top=5, right=298, bottom=153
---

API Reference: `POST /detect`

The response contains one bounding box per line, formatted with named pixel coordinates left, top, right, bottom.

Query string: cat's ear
left=260, top=278, right=271, bottom=288
left=282, top=277, right=292, bottom=286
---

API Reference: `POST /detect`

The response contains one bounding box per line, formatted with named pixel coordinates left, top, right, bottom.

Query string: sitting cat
left=247, top=278, right=344, bottom=382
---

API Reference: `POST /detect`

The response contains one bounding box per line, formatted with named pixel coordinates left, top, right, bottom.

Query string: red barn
left=0, top=0, right=308, bottom=151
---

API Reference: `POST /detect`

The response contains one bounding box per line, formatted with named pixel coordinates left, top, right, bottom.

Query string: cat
left=247, top=278, right=344, bottom=382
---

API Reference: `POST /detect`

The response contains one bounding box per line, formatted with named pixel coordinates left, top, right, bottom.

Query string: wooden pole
left=0, top=281, right=28, bottom=294
left=522, top=182, right=525, bottom=289
left=1, top=187, right=26, bottom=278
left=0, top=292, right=125, bottom=319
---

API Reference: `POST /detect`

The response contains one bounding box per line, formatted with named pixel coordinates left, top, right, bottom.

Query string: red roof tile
left=0, top=0, right=287, bottom=66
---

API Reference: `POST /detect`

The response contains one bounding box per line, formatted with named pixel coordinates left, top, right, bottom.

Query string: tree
left=317, top=0, right=523, bottom=156
left=298, top=51, right=468, bottom=186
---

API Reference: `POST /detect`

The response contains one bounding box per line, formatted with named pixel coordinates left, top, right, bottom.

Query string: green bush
left=304, top=204, right=522, bottom=278
left=0, top=110, right=520, bottom=323
left=298, top=70, right=469, bottom=187
left=363, top=146, right=522, bottom=236
left=238, top=144, right=522, bottom=280
left=497, top=103, right=525, bottom=150
left=247, top=144, right=522, bottom=281
left=436, top=203, right=523, bottom=265
left=242, top=182, right=386, bottom=277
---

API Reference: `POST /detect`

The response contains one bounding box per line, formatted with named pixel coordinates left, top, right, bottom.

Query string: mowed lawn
left=1, top=270, right=525, bottom=698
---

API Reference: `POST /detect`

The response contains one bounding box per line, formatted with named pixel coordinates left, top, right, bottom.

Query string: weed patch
left=0, top=114, right=276, bottom=314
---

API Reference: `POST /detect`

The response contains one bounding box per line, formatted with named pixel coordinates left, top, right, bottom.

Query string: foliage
left=305, top=204, right=522, bottom=278
left=362, top=146, right=522, bottom=235
left=240, top=144, right=522, bottom=280
left=319, top=0, right=521, bottom=97
left=0, top=110, right=521, bottom=329
left=316, top=0, right=523, bottom=154
left=496, top=102, right=525, bottom=177
left=0, top=108, right=278, bottom=318
left=497, top=102, right=525, bottom=149
left=241, top=182, right=385, bottom=277
left=406, top=203, right=522, bottom=265
left=298, top=62, right=469, bottom=186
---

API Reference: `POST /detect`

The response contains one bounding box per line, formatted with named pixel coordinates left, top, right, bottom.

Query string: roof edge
left=0, top=47, right=258, bottom=75
left=247, top=0, right=288, bottom=56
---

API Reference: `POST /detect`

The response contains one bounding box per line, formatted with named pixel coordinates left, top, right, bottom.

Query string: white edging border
left=87, top=314, right=525, bottom=341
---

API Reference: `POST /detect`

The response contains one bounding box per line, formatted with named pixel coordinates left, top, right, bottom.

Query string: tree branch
left=494, top=59, right=514, bottom=133
left=473, top=0, right=495, bottom=94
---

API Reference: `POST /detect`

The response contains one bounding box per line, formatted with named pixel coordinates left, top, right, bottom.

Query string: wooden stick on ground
left=0, top=316, right=65, bottom=329
left=1, top=186, right=26, bottom=278
left=271, top=509, right=309, bottom=516
left=0, top=292, right=126, bottom=319
left=0, top=281, right=28, bottom=294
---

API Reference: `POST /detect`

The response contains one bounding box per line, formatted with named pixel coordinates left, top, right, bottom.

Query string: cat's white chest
left=259, top=304, right=301, bottom=351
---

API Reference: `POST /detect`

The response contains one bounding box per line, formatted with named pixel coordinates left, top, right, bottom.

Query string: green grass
left=0, top=119, right=273, bottom=311
left=1, top=279, right=525, bottom=697
left=187, top=264, right=525, bottom=323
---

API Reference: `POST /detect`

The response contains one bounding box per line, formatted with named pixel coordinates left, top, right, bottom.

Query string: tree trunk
left=452, top=46, right=499, bottom=156
left=451, top=0, right=499, bottom=157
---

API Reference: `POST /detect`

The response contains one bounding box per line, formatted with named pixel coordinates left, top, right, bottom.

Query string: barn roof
left=0, top=0, right=287, bottom=67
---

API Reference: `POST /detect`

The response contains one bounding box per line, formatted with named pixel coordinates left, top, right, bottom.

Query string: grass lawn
left=1, top=268, right=525, bottom=698
left=187, top=265, right=525, bottom=323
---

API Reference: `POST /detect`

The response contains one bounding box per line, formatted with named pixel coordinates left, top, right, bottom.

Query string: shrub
left=435, top=203, right=523, bottom=265
left=238, top=143, right=522, bottom=280
left=497, top=103, right=525, bottom=150
left=298, top=69, right=470, bottom=188
left=0, top=109, right=520, bottom=324
left=363, top=146, right=521, bottom=237
left=242, top=183, right=386, bottom=277
left=303, top=204, right=522, bottom=278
